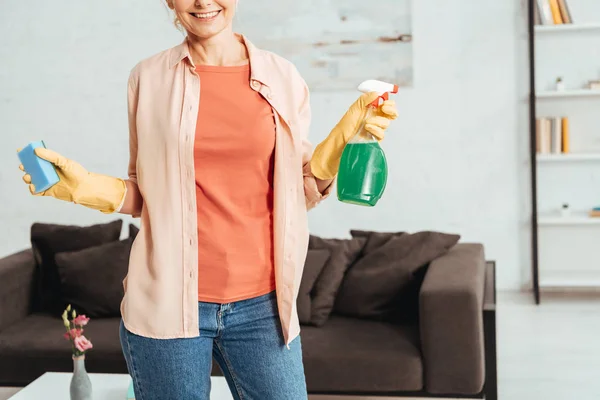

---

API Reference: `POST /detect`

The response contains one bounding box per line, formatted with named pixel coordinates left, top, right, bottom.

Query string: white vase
left=70, top=355, right=92, bottom=400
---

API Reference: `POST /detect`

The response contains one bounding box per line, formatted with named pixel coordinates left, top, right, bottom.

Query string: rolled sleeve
left=303, top=162, right=333, bottom=210
left=297, top=79, right=332, bottom=210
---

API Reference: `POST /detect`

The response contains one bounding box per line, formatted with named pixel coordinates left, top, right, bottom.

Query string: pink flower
left=63, top=328, right=83, bottom=340
left=72, top=315, right=90, bottom=326
left=73, top=335, right=93, bottom=353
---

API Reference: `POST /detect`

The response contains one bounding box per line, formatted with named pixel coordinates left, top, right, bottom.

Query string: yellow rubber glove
left=310, top=92, right=399, bottom=180
left=18, top=148, right=126, bottom=214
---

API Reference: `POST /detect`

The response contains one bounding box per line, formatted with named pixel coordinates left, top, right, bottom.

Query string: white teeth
left=194, top=11, right=219, bottom=19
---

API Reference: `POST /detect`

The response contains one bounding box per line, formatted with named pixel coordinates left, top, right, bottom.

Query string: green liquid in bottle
left=337, top=142, right=388, bottom=207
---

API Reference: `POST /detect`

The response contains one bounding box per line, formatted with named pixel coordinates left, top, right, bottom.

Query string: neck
left=187, top=30, right=248, bottom=67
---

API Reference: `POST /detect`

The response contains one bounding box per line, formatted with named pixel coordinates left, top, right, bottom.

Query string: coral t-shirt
left=194, top=63, right=276, bottom=303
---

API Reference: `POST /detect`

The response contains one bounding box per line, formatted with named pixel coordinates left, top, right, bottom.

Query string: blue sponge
left=17, top=141, right=60, bottom=194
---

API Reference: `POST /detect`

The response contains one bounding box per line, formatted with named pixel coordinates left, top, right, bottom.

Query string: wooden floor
left=1, top=291, right=599, bottom=400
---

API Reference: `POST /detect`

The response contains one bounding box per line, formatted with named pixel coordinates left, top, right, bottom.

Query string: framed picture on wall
left=235, top=0, right=413, bottom=91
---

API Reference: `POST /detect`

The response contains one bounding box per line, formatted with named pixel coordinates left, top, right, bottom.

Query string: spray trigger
left=358, top=80, right=398, bottom=107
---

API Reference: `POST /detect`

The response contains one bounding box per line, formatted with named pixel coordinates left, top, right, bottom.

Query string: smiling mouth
left=190, top=10, right=221, bottom=20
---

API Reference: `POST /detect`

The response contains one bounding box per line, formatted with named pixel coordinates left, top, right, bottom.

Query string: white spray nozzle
left=357, top=80, right=399, bottom=96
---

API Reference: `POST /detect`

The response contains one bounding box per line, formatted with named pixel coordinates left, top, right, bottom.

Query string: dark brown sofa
left=0, top=243, right=497, bottom=399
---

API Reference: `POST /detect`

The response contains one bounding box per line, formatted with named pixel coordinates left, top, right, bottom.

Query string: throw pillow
left=297, top=249, right=331, bottom=325
left=30, top=219, right=123, bottom=315
left=334, top=231, right=460, bottom=320
left=55, top=238, right=133, bottom=318
left=129, top=223, right=139, bottom=240
left=350, top=229, right=403, bottom=255
left=307, top=235, right=366, bottom=326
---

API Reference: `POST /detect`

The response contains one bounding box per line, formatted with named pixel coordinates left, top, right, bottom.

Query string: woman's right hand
left=19, top=148, right=90, bottom=200
left=18, top=147, right=127, bottom=214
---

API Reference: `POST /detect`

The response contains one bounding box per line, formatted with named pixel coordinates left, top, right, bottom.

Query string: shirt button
left=267, top=93, right=273, bottom=99
left=251, top=80, right=260, bottom=89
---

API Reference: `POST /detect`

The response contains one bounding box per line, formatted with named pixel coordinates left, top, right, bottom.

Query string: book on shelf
left=590, top=207, right=600, bottom=218
left=536, top=116, right=570, bottom=154
left=588, top=80, right=600, bottom=90
left=561, top=116, right=570, bottom=153
left=535, top=0, right=573, bottom=25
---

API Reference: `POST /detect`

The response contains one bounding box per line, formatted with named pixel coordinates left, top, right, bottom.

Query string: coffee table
left=8, top=372, right=233, bottom=399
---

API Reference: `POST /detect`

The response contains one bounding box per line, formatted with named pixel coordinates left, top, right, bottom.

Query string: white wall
left=0, top=0, right=530, bottom=290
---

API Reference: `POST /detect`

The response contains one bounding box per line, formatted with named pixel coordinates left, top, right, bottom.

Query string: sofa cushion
left=55, top=238, right=133, bottom=318
left=307, top=235, right=366, bottom=326
left=297, top=249, right=331, bottom=324
left=335, top=231, right=460, bottom=321
left=0, top=314, right=127, bottom=385
left=301, top=315, right=423, bottom=393
left=30, top=220, right=123, bottom=316
left=0, top=249, right=36, bottom=333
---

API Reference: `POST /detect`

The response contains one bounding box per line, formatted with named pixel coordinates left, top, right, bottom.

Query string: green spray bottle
left=337, top=80, right=398, bottom=207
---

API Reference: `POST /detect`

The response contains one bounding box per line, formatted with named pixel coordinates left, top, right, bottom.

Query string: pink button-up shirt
left=120, top=35, right=330, bottom=346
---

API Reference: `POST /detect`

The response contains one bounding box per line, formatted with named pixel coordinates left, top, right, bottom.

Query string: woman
left=19, top=0, right=398, bottom=398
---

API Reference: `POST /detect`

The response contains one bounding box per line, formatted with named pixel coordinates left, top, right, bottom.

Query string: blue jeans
left=119, top=291, right=307, bottom=400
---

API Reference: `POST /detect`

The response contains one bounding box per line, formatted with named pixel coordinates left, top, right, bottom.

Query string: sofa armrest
left=419, top=243, right=486, bottom=395
left=0, top=249, right=36, bottom=332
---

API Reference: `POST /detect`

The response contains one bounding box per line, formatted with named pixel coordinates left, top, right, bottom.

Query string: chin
left=189, top=26, right=227, bottom=40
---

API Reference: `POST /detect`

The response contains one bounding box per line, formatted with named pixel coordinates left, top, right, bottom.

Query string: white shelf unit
left=536, top=153, right=600, bottom=162
left=531, top=13, right=600, bottom=297
left=538, top=212, right=600, bottom=226
left=539, top=278, right=600, bottom=288
left=536, top=89, right=600, bottom=98
left=534, top=23, right=600, bottom=33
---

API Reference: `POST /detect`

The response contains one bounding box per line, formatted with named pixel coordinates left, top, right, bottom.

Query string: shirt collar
left=168, top=34, right=270, bottom=88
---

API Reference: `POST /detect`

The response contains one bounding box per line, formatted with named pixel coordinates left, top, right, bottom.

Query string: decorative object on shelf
left=555, top=77, right=565, bottom=91
left=62, top=305, right=93, bottom=400
left=588, top=80, right=600, bottom=90
left=589, top=207, right=600, bottom=217
left=560, top=203, right=571, bottom=217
